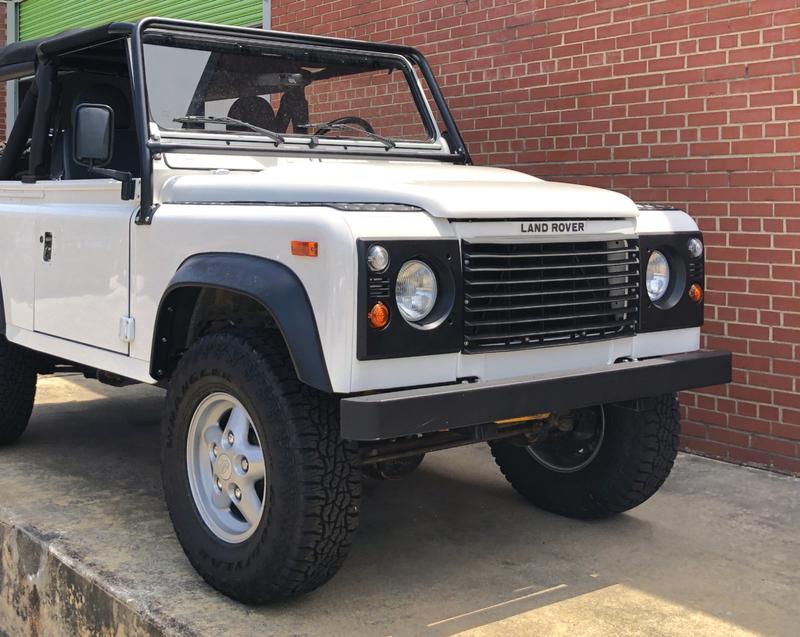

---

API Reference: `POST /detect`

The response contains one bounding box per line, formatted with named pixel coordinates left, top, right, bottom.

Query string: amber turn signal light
left=291, top=241, right=318, bottom=257
left=368, top=302, right=390, bottom=329
left=688, top=283, right=703, bottom=303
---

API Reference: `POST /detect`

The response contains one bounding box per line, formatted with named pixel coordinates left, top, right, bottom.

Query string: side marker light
left=291, top=241, right=319, bottom=257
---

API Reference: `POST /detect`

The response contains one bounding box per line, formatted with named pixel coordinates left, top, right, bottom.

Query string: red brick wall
left=273, top=0, right=800, bottom=475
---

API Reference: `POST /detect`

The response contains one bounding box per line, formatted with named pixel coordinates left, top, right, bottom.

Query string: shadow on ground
left=0, top=375, right=796, bottom=636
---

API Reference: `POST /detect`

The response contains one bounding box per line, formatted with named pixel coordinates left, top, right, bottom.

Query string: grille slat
left=465, top=270, right=638, bottom=286
left=462, top=238, right=640, bottom=353
left=465, top=293, right=639, bottom=315
left=466, top=305, right=639, bottom=327
left=464, top=319, right=640, bottom=344
left=466, top=281, right=638, bottom=300
left=466, top=257, right=639, bottom=273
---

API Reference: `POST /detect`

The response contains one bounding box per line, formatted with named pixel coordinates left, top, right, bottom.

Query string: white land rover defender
left=0, top=19, right=731, bottom=602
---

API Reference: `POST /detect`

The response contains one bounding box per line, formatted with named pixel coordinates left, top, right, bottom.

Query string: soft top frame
left=0, top=23, right=134, bottom=80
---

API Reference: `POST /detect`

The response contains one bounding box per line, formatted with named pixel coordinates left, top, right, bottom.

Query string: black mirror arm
left=87, top=165, right=136, bottom=200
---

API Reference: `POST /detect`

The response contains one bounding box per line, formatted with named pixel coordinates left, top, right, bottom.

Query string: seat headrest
left=73, top=84, right=131, bottom=129
left=227, top=96, right=276, bottom=131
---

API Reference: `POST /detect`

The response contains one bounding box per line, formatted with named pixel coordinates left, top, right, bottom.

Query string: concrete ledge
left=0, top=515, right=176, bottom=637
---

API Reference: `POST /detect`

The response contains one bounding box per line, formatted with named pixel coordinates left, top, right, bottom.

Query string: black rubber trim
left=153, top=253, right=332, bottom=392
left=340, top=350, right=731, bottom=440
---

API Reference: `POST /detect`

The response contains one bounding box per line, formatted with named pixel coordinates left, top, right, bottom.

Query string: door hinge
left=41, top=232, right=53, bottom=262
left=119, top=316, right=135, bottom=343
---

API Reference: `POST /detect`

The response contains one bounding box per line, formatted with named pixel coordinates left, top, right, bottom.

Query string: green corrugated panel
left=20, top=0, right=264, bottom=41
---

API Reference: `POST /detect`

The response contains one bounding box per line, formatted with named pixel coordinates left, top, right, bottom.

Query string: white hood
left=160, top=159, right=639, bottom=219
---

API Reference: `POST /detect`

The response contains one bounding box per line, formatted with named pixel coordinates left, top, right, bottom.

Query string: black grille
left=462, top=239, right=640, bottom=352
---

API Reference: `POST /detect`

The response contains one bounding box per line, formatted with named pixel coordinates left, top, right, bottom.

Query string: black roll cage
left=15, top=17, right=471, bottom=226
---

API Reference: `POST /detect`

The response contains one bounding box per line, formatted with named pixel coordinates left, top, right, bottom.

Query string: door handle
left=41, top=232, right=53, bottom=262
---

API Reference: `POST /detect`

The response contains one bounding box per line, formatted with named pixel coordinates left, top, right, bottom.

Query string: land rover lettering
left=521, top=221, right=587, bottom=233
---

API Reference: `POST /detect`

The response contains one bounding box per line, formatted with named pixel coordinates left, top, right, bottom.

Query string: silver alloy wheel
left=526, top=406, right=606, bottom=474
left=186, top=392, right=267, bottom=543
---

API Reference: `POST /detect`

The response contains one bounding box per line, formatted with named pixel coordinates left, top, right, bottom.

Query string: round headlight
left=396, top=260, right=437, bottom=323
left=646, top=250, right=670, bottom=302
left=367, top=245, right=390, bottom=272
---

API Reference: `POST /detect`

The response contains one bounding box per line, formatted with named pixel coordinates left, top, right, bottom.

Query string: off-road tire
left=0, top=336, right=37, bottom=445
left=161, top=330, right=361, bottom=603
left=489, top=394, right=680, bottom=519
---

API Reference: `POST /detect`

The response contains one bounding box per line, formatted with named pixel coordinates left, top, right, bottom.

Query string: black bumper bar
left=340, top=350, right=731, bottom=441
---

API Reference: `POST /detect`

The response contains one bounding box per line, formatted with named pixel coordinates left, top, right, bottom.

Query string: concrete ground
left=0, top=375, right=797, bottom=637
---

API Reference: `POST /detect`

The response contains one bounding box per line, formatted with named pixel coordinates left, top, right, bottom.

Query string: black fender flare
left=152, top=253, right=332, bottom=392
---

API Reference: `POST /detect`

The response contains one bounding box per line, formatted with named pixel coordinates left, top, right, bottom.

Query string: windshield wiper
left=305, top=123, right=396, bottom=149
left=173, top=116, right=285, bottom=145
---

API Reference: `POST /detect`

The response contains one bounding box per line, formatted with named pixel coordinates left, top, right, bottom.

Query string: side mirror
left=71, top=103, right=135, bottom=201
left=73, top=103, right=114, bottom=167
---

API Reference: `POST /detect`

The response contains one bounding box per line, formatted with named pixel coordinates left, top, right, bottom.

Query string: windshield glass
left=143, top=30, right=436, bottom=145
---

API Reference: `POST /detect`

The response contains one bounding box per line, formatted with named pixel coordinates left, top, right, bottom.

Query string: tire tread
left=490, top=394, right=680, bottom=519
left=161, top=330, right=360, bottom=603
left=0, top=337, right=37, bottom=445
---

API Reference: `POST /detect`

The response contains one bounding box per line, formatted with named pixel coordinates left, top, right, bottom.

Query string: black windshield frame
left=141, top=28, right=439, bottom=143
left=127, top=18, right=471, bottom=223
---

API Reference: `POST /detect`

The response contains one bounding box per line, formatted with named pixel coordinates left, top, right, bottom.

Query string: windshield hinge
left=135, top=204, right=159, bottom=226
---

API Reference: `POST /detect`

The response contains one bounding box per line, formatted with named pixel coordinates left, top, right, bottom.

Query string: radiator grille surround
left=462, top=239, right=640, bottom=352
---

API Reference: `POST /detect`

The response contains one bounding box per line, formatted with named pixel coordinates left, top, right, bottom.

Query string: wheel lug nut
left=215, top=476, right=222, bottom=490
left=227, top=432, right=235, bottom=445
left=234, top=486, right=242, bottom=500
left=241, top=458, right=249, bottom=472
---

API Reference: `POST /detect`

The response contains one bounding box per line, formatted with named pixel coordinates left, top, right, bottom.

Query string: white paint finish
left=350, top=353, right=458, bottom=392
left=341, top=208, right=453, bottom=241
left=635, top=208, right=698, bottom=233
left=5, top=325, right=154, bottom=383
left=32, top=181, right=136, bottom=353
left=0, top=183, right=38, bottom=330
left=163, top=154, right=265, bottom=171
left=129, top=203, right=358, bottom=392
left=160, top=160, right=640, bottom=218
left=347, top=326, right=702, bottom=392
left=0, top=155, right=701, bottom=393
left=457, top=338, right=634, bottom=382
left=633, top=327, right=700, bottom=358
left=350, top=342, right=625, bottom=393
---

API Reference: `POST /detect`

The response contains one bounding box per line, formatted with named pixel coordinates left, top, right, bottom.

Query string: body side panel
left=0, top=183, right=40, bottom=332
left=5, top=324, right=154, bottom=382
left=31, top=181, right=136, bottom=353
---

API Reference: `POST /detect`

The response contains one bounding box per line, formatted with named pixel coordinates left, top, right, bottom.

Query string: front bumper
left=340, top=350, right=731, bottom=441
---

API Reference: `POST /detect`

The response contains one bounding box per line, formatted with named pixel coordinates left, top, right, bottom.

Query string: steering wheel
left=315, top=116, right=375, bottom=136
